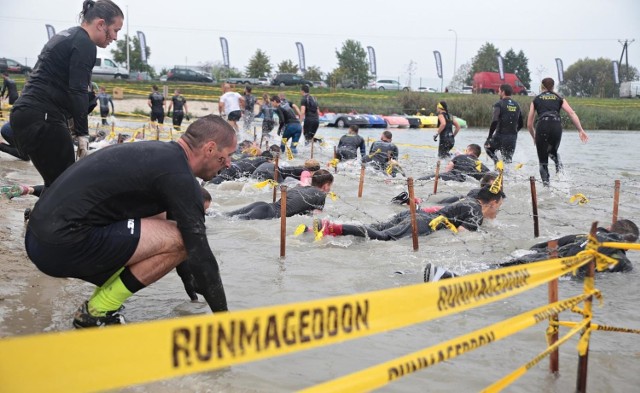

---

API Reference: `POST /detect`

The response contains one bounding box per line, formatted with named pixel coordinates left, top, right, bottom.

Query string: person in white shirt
left=218, top=83, right=245, bottom=134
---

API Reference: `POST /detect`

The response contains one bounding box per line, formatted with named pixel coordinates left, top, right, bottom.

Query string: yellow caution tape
left=401, top=154, right=409, bottom=160
left=496, top=160, right=504, bottom=171
left=558, top=321, right=640, bottom=334
left=328, top=192, right=337, bottom=201
left=327, top=158, right=339, bottom=168
left=303, top=292, right=593, bottom=393
left=253, top=179, right=277, bottom=189
left=481, top=317, right=590, bottom=393
left=314, top=218, right=324, bottom=242
left=429, top=215, right=458, bottom=233
left=281, top=138, right=294, bottom=160
left=569, top=193, right=589, bottom=205
left=600, top=242, right=640, bottom=250
left=475, top=160, right=483, bottom=172
left=368, top=148, right=381, bottom=158
left=0, top=255, right=594, bottom=393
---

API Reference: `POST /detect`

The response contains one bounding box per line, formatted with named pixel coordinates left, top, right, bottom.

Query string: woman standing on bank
left=10, top=0, right=124, bottom=187
left=527, top=77, right=589, bottom=186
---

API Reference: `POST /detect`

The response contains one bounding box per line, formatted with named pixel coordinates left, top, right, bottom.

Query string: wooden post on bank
left=433, top=160, right=441, bottom=195
left=357, top=164, right=366, bottom=198
left=548, top=239, right=559, bottom=374
left=333, top=146, right=338, bottom=174
left=279, top=185, right=287, bottom=258
left=273, top=155, right=280, bottom=203
left=407, top=177, right=419, bottom=251
left=530, top=176, right=540, bottom=238
left=612, top=180, right=620, bottom=226
left=576, top=222, right=598, bottom=393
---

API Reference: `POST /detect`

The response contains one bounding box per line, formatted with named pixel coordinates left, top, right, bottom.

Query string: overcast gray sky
left=2, top=0, right=639, bottom=88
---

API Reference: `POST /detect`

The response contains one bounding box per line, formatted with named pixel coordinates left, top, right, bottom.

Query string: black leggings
left=227, top=201, right=277, bottom=220
left=10, top=107, right=75, bottom=187
left=438, top=136, right=455, bottom=159
left=485, top=134, right=517, bottom=164
left=535, top=120, right=563, bottom=184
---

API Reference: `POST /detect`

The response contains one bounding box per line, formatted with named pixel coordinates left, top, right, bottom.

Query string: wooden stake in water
left=547, top=239, right=559, bottom=374
left=142, top=124, right=146, bottom=140
left=433, top=160, right=441, bottom=194
left=280, top=185, right=287, bottom=258
left=273, top=155, right=280, bottom=203
left=530, top=176, right=539, bottom=238
left=576, top=222, right=598, bottom=393
left=407, top=177, right=419, bottom=251
left=358, top=164, right=366, bottom=198
left=612, top=179, right=620, bottom=226
left=253, top=126, right=257, bottom=142
left=310, top=138, right=314, bottom=159
left=333, top=146, right=338, bottom=174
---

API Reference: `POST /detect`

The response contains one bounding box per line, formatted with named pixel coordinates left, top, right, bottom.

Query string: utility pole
left=126, top=5, right=130, bottom=72
left=618, top=39, right=635, bottom=82
left=448, top=29, right=458, bottom=85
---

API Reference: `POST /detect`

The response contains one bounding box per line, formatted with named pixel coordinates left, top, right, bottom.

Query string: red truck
left=472, top=72, right=528, bottom=95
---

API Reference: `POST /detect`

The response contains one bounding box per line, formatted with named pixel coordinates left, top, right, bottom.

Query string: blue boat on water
left=360, top=114, right=387, bottom=128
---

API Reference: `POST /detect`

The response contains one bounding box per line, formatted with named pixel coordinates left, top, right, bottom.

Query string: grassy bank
left=8, top=76, right=640, bottom=130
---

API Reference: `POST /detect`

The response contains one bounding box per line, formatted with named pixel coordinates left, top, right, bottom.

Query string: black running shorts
left=25, top=219, right=141, bottom=286
left=227, top=110, right=242, bottom=121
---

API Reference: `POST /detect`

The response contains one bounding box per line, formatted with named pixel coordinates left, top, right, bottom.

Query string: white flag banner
left=496, top=55, right=505, bottom=80
left=555, top=58, right=564, bottom=83
left=220, top=37, right=230, bottom=68
left=433, top=50, right=443, bottom=78
left=45, top=24, right=56, bottom=40
left=137, top=31, right=148, bottom=64
left=295, top=42, right=306, bottom=73
left=367, top=46, right=377, bottom=76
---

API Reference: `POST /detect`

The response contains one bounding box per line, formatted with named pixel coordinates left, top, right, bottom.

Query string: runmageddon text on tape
left=0, top=254, right=592, bottom=393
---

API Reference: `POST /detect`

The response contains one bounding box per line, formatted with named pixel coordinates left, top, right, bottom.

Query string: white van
left=619, top=81, right=640, bottom=98
left=92, top=57, right=129, bottom=80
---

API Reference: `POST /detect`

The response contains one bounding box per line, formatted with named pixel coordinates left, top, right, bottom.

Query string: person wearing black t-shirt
left=527, top=77, right=589, bottom=186
left=312, top=186, right=503, bottom=241
left=226, top=170, right=333, bottom=220
left=25, top=115, right=237, bottom=328
left=148, top=85, right=165, bottom=125
left=271, top=95, right=302, bottom=154
left=433, top=101, right=461, bottom=159
left=10, top=0, right=124, bottom=188
left=424, top=219, right=638, bottom=282
left=337, top=125, right=366, bottom=161
left=167, top=89, right=189, bottom=131
left=484, top=84, right=523, bottom=164
left=1, top=73, right=19, bottom=105
left=418, top=143, right=489, bottom=182
left=96, top=86, right=114, bottom=125
left=300, top=85, right=320, bottom=144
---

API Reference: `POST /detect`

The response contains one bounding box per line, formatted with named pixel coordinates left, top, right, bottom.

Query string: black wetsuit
left=25, top=141, right=228, bottom=312
left=300, top=94, right=319, bottom=142
left=485, top=97, right=523, bottom=164
left=418, top=154, right=489, bottom=182
left=337, top=134, right=366, bottom=161
left=149, top=91, right=165, bottom=123
left=251, top=163, right=307, bottom=182
left=259, top=103, right=275, bottom=135
left=365, top=140, right=399, bottom=175
left=1, top=77, right=19, bottom=104
left=342, top=198, right=484, bottom=241
left=171, top=94, right=187, bottom=129
left=210, top=156, right=269, bottom=184
left=97, top=92, right=114, bottom=125
left=10, top=26, right=95, bottom=187
left=436, top=188, right=483, bottom=205
left=498, top=228, right=633, bottom=275
left=532, top=91, right=564, bottom=184
left=437, top=112, right=455, bottom=159
left=226, top=186, right=327, bottom=220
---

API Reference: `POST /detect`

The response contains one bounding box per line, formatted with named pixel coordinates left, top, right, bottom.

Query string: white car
left=461, top=86, right=473, bottom=94
left=257, top=77, right=271, bottom=86
left=92, top=57, right=129, bottom=80
left=416, top=86, right=437, bottom=93
left=367, top=79, right=410, bottom=91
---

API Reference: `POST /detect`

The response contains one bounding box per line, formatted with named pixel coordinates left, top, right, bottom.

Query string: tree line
left=110, top=36, right=639, bottom=97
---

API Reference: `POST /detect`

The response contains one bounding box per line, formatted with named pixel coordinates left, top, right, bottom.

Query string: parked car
left=367, top=79, right=409, bottom=91
left=416, top=86, right=437, bottom=93
left=257, top=77, right=272, bottom=86
left=461, top=85, right=473, bottom=94
left=271, top=73, right=313, bottom=87
left=167, top=68, right=215, bottom=83
left=0, top=57, right=32, bottom=75
left=312, top=80, right=328, bottom=88
left=92, top=57, right=129, bottom=79
left=226, top=77, right=260, bottom=85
